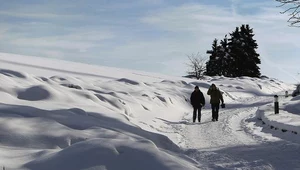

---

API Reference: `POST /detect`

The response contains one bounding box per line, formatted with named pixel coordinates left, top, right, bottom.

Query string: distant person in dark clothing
left=190, top=86, right=205, bottom=123
left=207, top=84, right=224, bottom=122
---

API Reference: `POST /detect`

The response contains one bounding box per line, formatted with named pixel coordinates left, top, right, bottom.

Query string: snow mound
left=256, top=106, right=300, bottom=134
left=50, top=76, right=68, bottom=81
left=35, top=76, right=49, bottom=82
left=61, top=83, right=83, bottom=90
left=24, top=138, right=198, bottom=170
left=235, top=86, right=244, bottom=89
left=116, top=78, right=141, bottom=85
left=161, top=80, right=190, bottom=87
left=0, top=69, right=28, bottom=79
left=17, top=85, right=52, bottom=101
left=256, top=95, right=300, bottom=136
left=291, top=95, right=300, bottom=101
left=283, top=96, right=300, bottom=115
left=0, top=104, right=181, bottom=152
left=190, top=82, right=211, bottom=89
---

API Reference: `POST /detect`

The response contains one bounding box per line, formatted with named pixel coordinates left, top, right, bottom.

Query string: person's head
left=211, top=84, right=217, bottom=90
left=194, top=86, right=199, bottom=91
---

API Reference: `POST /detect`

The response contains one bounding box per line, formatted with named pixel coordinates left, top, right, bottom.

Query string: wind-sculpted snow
left=0, top=104, right=181, bottom=150
left=0, top=53, right=296, bottom=170
left=116, top=78, right=141, bottom=85
left=0, top=66, right=195, bottom=169
left=161, top=80, right=191, bottom=87
left=17, top=86, right=52, bottom=101
left=0, top=69, right=28, bottom=79
left=25, top=139, right=198, bottom=170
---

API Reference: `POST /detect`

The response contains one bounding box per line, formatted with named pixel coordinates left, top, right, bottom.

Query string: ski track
left=168, top=96, right=300, bottom=170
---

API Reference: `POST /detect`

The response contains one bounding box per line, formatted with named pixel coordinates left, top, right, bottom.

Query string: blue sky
left=0, top=0, right=299, bottom=83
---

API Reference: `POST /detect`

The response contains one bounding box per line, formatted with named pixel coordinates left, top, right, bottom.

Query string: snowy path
left=183, top=107, right=258, bottom=150
left=168, top=96, right=300, bottom=169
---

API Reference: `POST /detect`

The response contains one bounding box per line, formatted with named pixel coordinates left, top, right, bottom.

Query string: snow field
left=0, top=52, right=298, bottom=170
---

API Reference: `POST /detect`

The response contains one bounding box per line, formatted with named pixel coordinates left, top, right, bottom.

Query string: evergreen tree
left=205, top=39, right=222, bottom=76
left=227, top=25, right=261, bottom=77
left=219, top=35, right=231, bottom=77
left=227, top=27, right=244, bottom=77
left=239, top=24, right=261, bottom=77
left=205, top=24, right=261, bottom=77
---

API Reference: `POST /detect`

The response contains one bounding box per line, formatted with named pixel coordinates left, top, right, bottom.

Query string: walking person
left=190, top=86, right=205, bottom=123
left=207, top=84, right=224, bottom=122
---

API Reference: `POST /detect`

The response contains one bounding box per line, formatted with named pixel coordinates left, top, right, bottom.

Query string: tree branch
left=185, top=53, right=207, bottom=79
left=276, top=0, right=300, bottom=27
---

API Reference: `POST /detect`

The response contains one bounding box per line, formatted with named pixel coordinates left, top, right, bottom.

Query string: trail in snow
left=183, top=107, right=258, bottom=150
left=167, top=96, right=300, bottom=169
left=179, top=96, right=272, bottom=150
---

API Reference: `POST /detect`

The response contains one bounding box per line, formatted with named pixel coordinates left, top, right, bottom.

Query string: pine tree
left=227, top=25, right=261, bottom=77
left=219, top=35, right=231, bottom=77
left=205, top=24, right=261, bottom=77
left=239, top=24, right=261, bottom=77
left=228, top=27, right=244, bottom=77
left=206, top=39, right=222, bottom=76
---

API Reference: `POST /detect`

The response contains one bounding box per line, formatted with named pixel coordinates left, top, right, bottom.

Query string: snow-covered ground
left=256, top=95, right=300, bottom=136
left=0, top=52, right=299, bottom=170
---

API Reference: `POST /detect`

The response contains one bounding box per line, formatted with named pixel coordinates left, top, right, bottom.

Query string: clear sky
left=0, top=0, right=299, bottom=83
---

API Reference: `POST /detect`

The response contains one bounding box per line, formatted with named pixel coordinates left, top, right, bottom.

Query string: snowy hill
left=0, top=52, right=298, bottom=170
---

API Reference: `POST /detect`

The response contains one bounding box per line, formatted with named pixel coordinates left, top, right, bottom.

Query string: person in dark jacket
left=190, top=86, right=205, bottom=123
left=207, top=84, right=224, bottom=122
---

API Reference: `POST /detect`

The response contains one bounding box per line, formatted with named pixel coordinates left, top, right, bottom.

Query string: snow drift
left=0, top=52, right=295, bottom=170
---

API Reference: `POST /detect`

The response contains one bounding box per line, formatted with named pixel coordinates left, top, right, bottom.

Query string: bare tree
left=186, top=53, right=207, bottom=80
left=276, top=0, right=300, bottom=26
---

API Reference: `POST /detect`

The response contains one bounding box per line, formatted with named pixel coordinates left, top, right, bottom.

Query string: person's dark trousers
left=211, top=104, right=219, bottom=121
left=193, top=105, right=202, bottom=122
